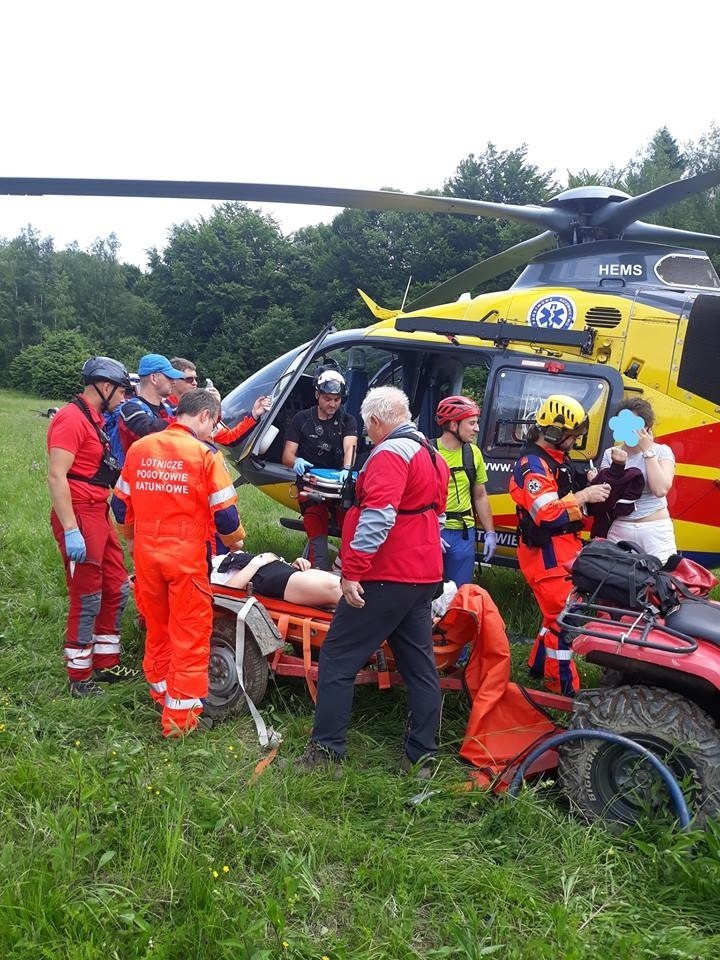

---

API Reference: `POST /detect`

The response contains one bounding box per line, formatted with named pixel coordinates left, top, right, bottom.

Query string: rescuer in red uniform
left=509, top=395, right=610, bottom=696
left=47, top=356, right=136, bottom=697
left=112, top=389, right=246, bottom=736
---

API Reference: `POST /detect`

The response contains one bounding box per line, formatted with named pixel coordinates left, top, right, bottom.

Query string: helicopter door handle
left=599, top=277, right=626, bottom=288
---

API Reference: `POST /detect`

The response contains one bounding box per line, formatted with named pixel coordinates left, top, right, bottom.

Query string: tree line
left=4, top=126, right=720, bottom=398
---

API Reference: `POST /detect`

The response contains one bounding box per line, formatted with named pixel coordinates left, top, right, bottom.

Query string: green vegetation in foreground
left=1, top=389, right=719, bottom=960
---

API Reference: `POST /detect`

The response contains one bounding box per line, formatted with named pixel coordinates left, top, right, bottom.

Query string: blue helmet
left=82, top=356, right=132, bottom=390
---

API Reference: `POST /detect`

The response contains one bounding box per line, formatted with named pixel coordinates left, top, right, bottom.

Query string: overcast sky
left=1, top=0, right=717, bottom=268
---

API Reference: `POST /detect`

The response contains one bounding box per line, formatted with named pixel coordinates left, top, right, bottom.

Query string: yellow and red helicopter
left=4, top=172, right=720, bottom=565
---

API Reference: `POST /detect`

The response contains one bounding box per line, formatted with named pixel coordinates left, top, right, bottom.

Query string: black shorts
left=246, top=560, right=295, bottom=599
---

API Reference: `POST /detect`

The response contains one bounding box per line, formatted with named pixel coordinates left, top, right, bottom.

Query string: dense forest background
left=4, top=126, right=720, bottom=398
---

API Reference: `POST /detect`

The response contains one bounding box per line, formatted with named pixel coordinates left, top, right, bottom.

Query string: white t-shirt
left=600, top=444, right=675, bottom=519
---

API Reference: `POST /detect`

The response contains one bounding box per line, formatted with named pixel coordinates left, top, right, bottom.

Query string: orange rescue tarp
left=454, top=584, right=559, bottom=785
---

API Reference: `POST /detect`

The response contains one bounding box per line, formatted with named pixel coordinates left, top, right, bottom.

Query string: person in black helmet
left=47, top=356, right=140, bottom=698
left=282, top=367, right=358, bottom=570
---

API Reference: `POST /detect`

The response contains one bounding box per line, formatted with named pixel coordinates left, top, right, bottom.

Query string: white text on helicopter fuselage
left=598, top=264, right=643, bottom=276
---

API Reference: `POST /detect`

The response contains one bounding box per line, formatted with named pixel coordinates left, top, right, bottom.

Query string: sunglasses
left=182, top=375, right=198, bottom=383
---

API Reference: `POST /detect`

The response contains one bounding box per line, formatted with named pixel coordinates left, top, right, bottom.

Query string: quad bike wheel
left=204, top=612, right=269, bottom=719
left=558, top=685, right=720, bottom=827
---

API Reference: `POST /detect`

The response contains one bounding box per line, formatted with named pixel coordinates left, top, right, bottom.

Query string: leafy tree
left=144, top=203, right=312, bottom=389
left=10, top=330, right=89, bottom=399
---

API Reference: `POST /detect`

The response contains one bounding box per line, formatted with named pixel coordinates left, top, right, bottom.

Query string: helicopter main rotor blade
left=404, top=231, right=557, bottom=312
left=0, top=177, right=572, bottom=233
left=622, top=221, right=720, bottom=247
left=593, top=168, right=720, bottom=233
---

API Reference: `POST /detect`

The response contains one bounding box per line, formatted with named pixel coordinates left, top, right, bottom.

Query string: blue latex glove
left=338, top=468, right=350, bottom=485
left=482, top=531, right=497, bottom=563
left=293, top=457, right=314, bottom=476
left=64, top=527, right=87, bottom=562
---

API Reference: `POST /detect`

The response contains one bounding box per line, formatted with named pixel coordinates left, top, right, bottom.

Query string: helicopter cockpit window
left=222, top=344, right=303, bottom=427
left=654, top=254, right=720, bottom=289
left=483, top=368, right=609, bottom=461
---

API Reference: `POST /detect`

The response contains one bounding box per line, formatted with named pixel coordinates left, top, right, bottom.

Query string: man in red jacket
left=295, top=386, right=450, bottom=776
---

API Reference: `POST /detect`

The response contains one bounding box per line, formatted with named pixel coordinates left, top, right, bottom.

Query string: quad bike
left=557, top=558, right=720, bottom=826
left=206, top=551, right=720, bottom=829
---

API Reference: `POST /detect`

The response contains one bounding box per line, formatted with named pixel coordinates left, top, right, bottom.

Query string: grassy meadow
left=1, top=388, right=719, bottom=960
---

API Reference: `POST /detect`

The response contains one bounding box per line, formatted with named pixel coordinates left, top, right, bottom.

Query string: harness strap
left=302, top=619, right=317, bottom=703
left=66, top=396, right=116, bottom=488
left=211, top=595, right=283, bottom=750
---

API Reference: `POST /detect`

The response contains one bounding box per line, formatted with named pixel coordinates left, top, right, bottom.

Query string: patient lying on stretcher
left=211, top=551, right=342, bottom=608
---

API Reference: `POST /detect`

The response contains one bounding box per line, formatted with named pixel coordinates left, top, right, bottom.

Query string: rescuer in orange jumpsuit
left=112, top=389, right=246, bottom=736
left=509, top=395, right=611, bottom=696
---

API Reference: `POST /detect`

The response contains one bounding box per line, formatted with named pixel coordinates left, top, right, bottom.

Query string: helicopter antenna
left=400, top=275, right=413, bottom=312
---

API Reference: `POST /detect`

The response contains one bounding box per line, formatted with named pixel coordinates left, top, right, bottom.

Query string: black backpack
left=571, top=539, right=677, bottom=614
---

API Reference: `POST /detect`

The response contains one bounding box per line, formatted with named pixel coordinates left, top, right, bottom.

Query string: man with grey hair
left=295, top=386, right=451, bottom=777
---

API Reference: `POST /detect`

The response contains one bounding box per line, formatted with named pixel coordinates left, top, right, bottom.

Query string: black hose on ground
left=507, top=728, right=692, bottom=829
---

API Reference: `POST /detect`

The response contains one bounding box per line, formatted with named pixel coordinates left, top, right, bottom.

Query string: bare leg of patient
left=284, top=570, right=342, bottom=607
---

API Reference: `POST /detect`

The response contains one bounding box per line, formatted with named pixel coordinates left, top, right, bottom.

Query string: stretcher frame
left=210, top=582, right=573, bottom=788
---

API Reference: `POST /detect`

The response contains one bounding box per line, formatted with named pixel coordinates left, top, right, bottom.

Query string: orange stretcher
left=208, top=581, right=471, bottom=708
left=207, top=581, right=573, bottom=790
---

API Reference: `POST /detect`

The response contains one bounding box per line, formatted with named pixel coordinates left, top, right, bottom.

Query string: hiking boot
left=293, top=741, right=344, bottom=777
left=399, top=753, right=437, bottom=781
left=93, top=664, right=141, bottom=683
left=69, top=678, right=105, bottom=698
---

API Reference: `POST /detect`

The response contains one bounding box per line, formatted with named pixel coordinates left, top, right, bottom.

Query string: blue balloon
left=608, top=409, right=645, bottom=446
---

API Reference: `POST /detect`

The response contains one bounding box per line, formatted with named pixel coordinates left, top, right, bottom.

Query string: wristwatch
left=641, top=448, right=657, bottom=459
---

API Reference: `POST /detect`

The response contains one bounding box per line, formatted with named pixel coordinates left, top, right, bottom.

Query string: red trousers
left=301, top=502, right=346, bottom=570
left=51, top=502, right=129, bottom=681
left=517, top=539, right=580, bottom=696
left=134, top=537, right=212, bottom=737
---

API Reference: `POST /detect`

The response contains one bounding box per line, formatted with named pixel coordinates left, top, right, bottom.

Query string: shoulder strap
left=120, top=396, right=156, bottom=421
left=70, top=397, right=109, bottom=448
left=433, top=437, right=477, bottom=488
left=461, top=442, right=477, bottom=488
left=135, top=397, right=155, bottom=417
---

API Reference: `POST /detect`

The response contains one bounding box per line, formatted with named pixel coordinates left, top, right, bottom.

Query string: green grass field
left=1, top=389, right=719, bottom=960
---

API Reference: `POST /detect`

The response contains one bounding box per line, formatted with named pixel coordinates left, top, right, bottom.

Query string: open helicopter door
left=475, top=351, right=625, bottom=567
left=218, top=324, right=335, bottom=475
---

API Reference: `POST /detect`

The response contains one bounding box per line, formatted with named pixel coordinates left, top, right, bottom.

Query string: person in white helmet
left=282, top=366, right=357, bottom=570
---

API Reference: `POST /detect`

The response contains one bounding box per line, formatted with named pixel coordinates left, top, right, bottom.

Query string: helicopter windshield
left=221, top=343, right=304, bottom=426
left=654, top=253, right=720, bottom=289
